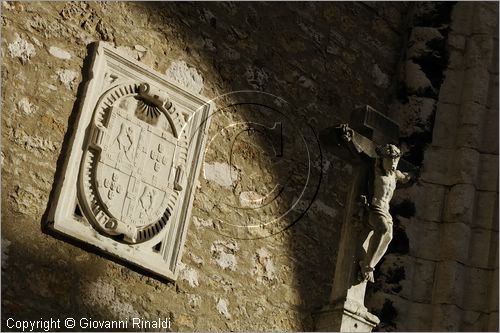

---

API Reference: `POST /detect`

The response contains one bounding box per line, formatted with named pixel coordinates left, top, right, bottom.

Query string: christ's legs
left=360, top=211, right=393, bottom=282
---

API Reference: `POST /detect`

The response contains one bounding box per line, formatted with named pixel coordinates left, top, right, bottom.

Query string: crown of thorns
left=376, top=144, right=402, bottom=158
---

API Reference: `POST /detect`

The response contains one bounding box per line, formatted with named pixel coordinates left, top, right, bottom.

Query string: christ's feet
left=359, top=262, right=375, bottom=283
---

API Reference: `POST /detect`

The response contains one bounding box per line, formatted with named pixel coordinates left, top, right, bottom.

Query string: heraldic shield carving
left=80, top=82, right=188, bottom=244
left=48, top=42, right=213, bottom=280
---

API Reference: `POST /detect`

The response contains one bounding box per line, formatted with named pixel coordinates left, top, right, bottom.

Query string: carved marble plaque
left=48, top=42, right=213, bottom=280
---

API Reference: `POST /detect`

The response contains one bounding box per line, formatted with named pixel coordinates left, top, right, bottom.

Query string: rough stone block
left=394, top=256, right=414, bottom=300
left=471, top=3, right=499, bottom=35
left=409, top=258, right=436, bottom=303
left=448, top=33, right=466, bottom=51
left=432, top=103, right=459, bottom=149
left=492, top=239, right=499, bottom=267
left=460, top=100, right=486, bottom=126
left=414, top=182, right=447, bottom=222
left=431, top=303, right=463, bottom=331
left=400, top=302, right=432, bottom=332
left=391, top=97, right=436, bottom=137
left=439, top=222, right=471, bottom=263
left=443, top=184, right=476, bottom=224
left=488, top=72, right=499, bottom=107
left=462, top=67, right=491, bottom=106
left=488, top=311, right=499, bottom=332
left=439, top=69, right=465, bottom=105
left=488, top=268, right=499, bottom=313
left=447, top=49, right=464, bottom=70
left=474, top=191, right=499, bottom=231
left=489, top=268, right=499, bottom=312
left=456, top=123, right=482, bottom=150
left=464, top=34, right=495, bottom=69
left=450, top=2, right=472, bottom=35
left=407, top=219, right=440, bottom=260
left=452, top=148, right=480, bottom=185
left=482, top=118, right=500, bottom=154
left=433, top=261, right=466, bottom=306
left=405, top=60, right=434, bottom=94
left=477, top=154, right=499, bottom=192
left=495, top=206, right=499, bottom=234
left=421, top=146, right=455, bottom=184
left=462, top=310, right=487, bottom=331
left=482, top=87, right=499, bottom=154
left=468, top=228, right=498, bottom=269
left=407, top=27, right=443, bottom=60
left=463, top=267, right=493, bottom=312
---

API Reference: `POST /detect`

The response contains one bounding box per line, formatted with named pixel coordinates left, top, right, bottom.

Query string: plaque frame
left=48, top=42, right=213, bottom=280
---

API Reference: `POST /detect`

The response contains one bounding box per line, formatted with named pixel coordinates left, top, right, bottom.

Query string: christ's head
left=377, top=144, right=401, bottom=173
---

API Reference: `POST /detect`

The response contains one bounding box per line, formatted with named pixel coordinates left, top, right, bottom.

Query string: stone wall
left=366, top=2, right=499, bottom=331
left=1, top=2, right=410, bottom=331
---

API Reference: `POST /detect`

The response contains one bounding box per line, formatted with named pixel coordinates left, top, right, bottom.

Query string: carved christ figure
left=339, top=125, right=413, bottom=283
left=360, top=144, right=412, bottom=282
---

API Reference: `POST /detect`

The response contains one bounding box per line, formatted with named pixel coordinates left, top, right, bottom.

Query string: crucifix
left=314, top=106, right=417, bottom=332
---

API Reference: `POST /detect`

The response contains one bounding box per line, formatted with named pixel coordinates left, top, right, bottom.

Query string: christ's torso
left=371, top=168, right=397, bottom=211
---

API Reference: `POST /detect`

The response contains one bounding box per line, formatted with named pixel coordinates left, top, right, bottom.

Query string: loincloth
left=369, top=204, right=393, bottom=224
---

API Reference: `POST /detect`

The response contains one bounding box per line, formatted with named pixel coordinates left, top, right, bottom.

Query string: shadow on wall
left=2, top=1, right=406, bottom=331
left=139, top=2, right=354, bottom=329
left=1, top=246, right=133, bottom=332
left=139, top=1, right=407, bottom=329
